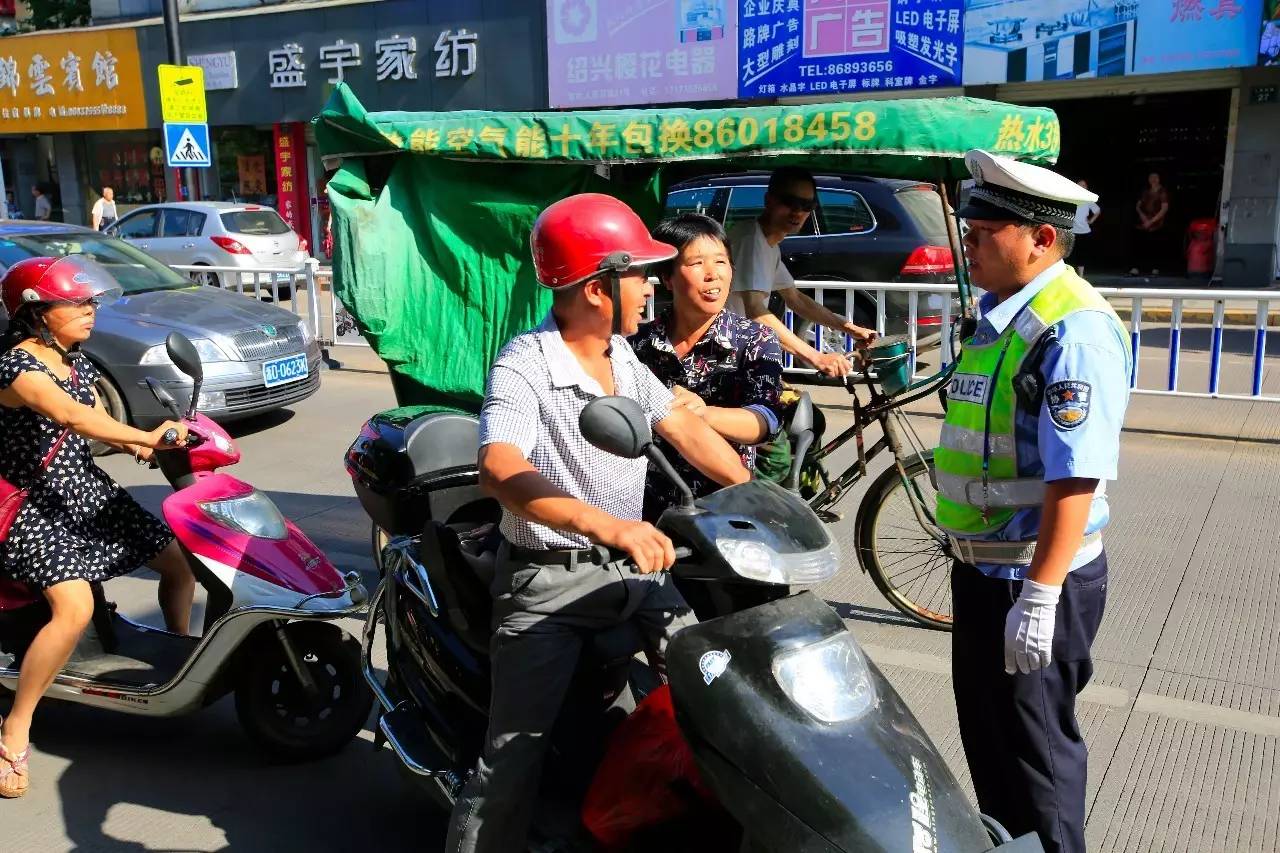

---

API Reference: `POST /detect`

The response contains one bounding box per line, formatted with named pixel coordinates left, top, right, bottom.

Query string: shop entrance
left=1048, top=88, right=1232, bottom=278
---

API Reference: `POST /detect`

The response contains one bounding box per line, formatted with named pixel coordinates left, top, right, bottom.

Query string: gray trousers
left=445, top=543, right=695, bottom=853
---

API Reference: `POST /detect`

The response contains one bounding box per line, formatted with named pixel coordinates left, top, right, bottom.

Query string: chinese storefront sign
left=1135, top=0, right=1263, bottom=73
left=964, top=0, right=1263, bottom=84
left=739, top=0, right=963, bottom=97
left=0, top=29, right=146, bottom=132
left=268, top=31, right=477, bottom=89
left=273, top=122, right=312, bottom=243
left=237, top=154, right=268, bottom=196
left=546, top=0, right=739, bottom=107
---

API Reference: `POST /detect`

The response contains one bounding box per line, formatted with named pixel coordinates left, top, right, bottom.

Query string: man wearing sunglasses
left=725, top=166, right=876, bottom=378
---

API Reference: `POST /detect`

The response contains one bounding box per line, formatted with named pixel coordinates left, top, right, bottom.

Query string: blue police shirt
left=965, top=261, right=1131, bottom=580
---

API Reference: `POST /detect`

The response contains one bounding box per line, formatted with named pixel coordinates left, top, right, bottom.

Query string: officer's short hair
left=1022, top=223, right=1075, bottom=260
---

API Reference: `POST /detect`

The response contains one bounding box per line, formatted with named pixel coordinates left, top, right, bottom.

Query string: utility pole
left=162, top=0, right=200, bottom=203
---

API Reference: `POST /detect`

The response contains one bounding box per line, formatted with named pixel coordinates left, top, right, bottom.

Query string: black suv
left=662, top=172, right=960, bottom=340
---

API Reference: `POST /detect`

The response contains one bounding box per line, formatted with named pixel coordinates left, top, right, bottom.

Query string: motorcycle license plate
left=262, top=353, right=309, bottom=388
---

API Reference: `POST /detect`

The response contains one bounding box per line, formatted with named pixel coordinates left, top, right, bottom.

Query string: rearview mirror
left=165, top=333, right=204, bottom=383
left=579, top=396, right=652, bottom=460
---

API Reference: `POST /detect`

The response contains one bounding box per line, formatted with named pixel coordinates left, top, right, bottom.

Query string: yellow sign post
left=157, top=64, right=207, bottom=124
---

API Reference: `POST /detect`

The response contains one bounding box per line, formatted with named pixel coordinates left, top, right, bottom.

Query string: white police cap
left=958, top=149, right=1098, bottom=229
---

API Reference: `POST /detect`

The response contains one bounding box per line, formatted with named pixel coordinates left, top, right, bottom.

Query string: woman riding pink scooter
left=0, top=256, right=194, bottom=799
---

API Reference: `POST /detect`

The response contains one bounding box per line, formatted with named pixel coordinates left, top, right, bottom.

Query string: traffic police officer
left=939, top=150, right=1131, bottom=853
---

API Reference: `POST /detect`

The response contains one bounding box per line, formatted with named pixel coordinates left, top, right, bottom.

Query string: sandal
left=0, top=721, right=30, bottom=798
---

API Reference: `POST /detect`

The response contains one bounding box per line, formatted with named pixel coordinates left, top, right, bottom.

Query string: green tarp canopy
left=315, top=84, right=1061, bottom=412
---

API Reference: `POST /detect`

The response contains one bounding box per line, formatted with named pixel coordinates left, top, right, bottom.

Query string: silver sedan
left=0, top=223, right=322, bottom=447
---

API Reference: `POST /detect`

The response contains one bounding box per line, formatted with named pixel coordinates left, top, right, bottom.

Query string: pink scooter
left=0, top=333, right=372, bottom=760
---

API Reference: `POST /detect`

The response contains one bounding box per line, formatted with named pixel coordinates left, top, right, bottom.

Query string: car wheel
left=190, top=265, right=221, bottom=288
left=91, top=372, right=130, bottom=457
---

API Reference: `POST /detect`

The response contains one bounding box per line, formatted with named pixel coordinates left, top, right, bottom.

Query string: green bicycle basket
left=866, top=335, right=914, bottom=397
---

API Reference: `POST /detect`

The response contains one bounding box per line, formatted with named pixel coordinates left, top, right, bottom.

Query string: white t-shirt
left=1073, top=202, right=1101, bottom=235
left=725, top=218, right=794, bottom=317
left=33, top=194, right=51, bottom=220
left=92, top=197, right=117, bottom=224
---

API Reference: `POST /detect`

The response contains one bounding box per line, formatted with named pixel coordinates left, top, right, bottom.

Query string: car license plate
left=262, top=353, right=309, bottom=388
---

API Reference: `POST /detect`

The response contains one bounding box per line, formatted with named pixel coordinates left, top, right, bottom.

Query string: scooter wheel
left=234, top=622, right=374, bottom=762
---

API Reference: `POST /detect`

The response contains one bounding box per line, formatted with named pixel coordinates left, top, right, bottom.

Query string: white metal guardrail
left=170, top=260, right=326, bottom=343
left=285, top=269, right=1279, bottom=403
left=779, top=280, right=1280, bottom=403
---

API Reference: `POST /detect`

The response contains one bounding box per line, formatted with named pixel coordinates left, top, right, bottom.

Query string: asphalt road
left=4, top=346, right=1280, bottom=852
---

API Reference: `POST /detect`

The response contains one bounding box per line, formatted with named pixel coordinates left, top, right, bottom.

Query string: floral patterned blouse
left=630, top=308, right=785, bottom=516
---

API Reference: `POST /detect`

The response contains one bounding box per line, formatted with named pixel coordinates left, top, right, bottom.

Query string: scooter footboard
left=666, top=591, right=996, bottom=852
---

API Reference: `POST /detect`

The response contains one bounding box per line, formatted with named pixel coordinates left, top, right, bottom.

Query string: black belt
left=505, top=542, right=615, bottom=569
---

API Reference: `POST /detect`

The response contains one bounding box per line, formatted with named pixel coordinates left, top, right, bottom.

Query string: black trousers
left=951, top=553, right=1109, bottom=853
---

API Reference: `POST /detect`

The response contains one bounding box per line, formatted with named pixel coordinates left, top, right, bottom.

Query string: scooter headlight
left=198, top=489, right=288, bottom=540
left=715, top=537, right=841, bottom=585
left=772, top=633, right=877, bottom=724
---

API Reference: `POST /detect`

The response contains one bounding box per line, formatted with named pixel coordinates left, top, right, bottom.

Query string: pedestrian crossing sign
left=164, top=122, right=211, bottom=168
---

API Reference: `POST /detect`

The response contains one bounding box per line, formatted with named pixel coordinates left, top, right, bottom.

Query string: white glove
left=1003, top=579, right=1062, bottom=675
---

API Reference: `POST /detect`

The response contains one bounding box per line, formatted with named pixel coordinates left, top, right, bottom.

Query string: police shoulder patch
left=1045, top=380, right=1091, bottom=430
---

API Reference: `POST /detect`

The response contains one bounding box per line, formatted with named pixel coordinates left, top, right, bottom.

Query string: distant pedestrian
left=4, top=190, right=20, bottom=220
left=1130, top=172, right=1170, bottom=277
left=90, top=187, right=118, bottom=232
left=1071, top=179, right=1101, bottom=277
left=31, top=186, right=51, bottom=222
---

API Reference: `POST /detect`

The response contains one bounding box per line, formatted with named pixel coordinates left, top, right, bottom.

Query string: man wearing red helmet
left=446, top=194, right=751, bottom=852
left=0, top=256, right=194, bottom=798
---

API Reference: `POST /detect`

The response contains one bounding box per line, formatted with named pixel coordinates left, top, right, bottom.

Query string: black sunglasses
left=773, top=191, right=817, bottom=212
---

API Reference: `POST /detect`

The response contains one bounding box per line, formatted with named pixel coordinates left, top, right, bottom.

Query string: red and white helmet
left=1, top=256, right=122, bottom=318
left=530, top=194, right=676, bottom=289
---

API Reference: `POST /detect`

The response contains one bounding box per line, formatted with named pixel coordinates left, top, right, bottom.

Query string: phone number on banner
left=378, top=110, right=881, bottom=160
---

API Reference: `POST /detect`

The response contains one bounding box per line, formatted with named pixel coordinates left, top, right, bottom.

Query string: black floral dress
left=0, top=349, right=173, bottom=589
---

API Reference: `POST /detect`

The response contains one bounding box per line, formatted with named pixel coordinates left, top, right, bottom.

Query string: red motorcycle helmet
left=1, top=255, right=122, bottom=318
left=531, top=193, right=676, bottom=288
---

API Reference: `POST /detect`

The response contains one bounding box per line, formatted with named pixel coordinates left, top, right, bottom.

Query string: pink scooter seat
left=0, top=577, right=41, bottom=611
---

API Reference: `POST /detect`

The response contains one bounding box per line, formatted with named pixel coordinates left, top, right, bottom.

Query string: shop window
left=90, top=138, right=166, bottom=206
left=162, top=209, right=207, bottom=238
left=816, top=189, right=876, bottom=235
left=116, top=210, right=159, bottom=239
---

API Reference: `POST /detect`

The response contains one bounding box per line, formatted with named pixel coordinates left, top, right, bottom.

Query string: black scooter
left=344, top=398, right=1042, bottom=852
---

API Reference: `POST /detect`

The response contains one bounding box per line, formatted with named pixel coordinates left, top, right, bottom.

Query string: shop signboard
left=0, top=28, right=148, bottom=132
left=273, top=122, right=311, bottom=243
left=546, top=0, right=740, bottom=107
left=187, top=52, right=239, bottom=90
left=738, top=0, right=964, bottom=98
left=1134, top=0, right=1264, bottom=74
left=964, top=0, right=1265, bottom=84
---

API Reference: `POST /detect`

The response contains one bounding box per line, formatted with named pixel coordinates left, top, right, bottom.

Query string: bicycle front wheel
left=854, top=451, right=954, bottom=630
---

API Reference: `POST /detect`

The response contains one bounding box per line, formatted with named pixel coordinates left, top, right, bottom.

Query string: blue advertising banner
left=964, top=0, right=1263, bottom=85
left=737, top=0, right=964, bottom=99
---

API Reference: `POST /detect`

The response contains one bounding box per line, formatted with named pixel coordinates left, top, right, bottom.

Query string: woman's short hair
left=649, top=213, right=729, bottom=281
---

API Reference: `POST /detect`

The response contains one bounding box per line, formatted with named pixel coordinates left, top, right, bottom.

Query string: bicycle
left=799, top=334, right=958, bottom=631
